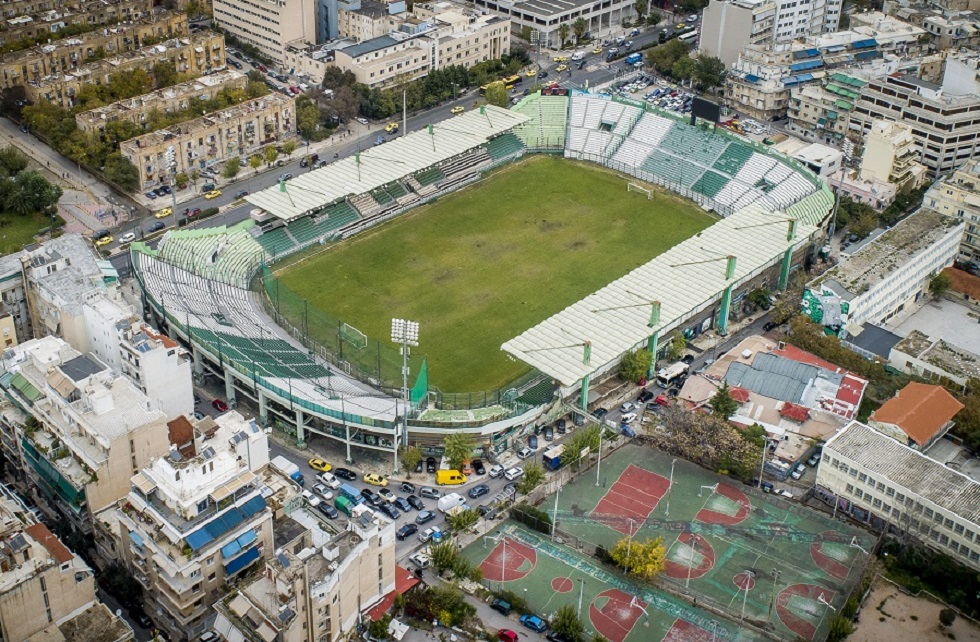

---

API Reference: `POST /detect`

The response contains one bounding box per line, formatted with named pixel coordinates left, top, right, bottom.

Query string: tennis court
left=463, top=522, right=768, bottom=642
left=548, top=443, right=873, bottom=641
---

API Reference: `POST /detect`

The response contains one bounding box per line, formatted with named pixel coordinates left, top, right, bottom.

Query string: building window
left=886, top=487, right=895, bottom=497
left=845, top=484, right=854, bottom=493
left=858, top=473, right=867, bottom=482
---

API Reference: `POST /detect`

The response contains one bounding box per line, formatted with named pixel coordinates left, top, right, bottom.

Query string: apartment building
left=96, top=411, right=271, bottom=641
left=212, top=0, right=316, bottom=65
left=0, top=255, right=31, bottom=349
left=888, top=4, right=980, bottom=51
left=120, top=92, right=295, bottom=192
left=788, top=73, right=866, bottom=145
left=869, top=382, right=964, bottom=451
left=472, top=0, right=635, bottom=48
left=850, top=52, right=980, bottom=177
left=808, top=208, right=964, bottom=327
left=701, top=0, right=844, bottom=67
left=726, top=13, right=925, bottom=122
left=75, top=69, right=248, bottom=135
left=0, top=336, right=171, bottom=535
left=338, top=0, right=405, bottom=41
left=859, top=120, right=927, bottom=192
left=334, top=12, right=509, bottom=88
left=816, top=421, right=980, bottom=571
left=924, top=160, right=980, bottom=262
left=700, top=0, right=776, bottom=67
left=0, top=0, right=153, bottom=50
left=0, top=11, right=188, bottom=90
left=0, top=485, right=134, bottom=642
left=25, top=31, right=227, bottom=110
left=214, top=503, right=397, bottom=642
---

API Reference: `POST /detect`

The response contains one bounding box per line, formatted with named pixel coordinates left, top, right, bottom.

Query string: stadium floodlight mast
left=391, top=318, right=419, bottom=474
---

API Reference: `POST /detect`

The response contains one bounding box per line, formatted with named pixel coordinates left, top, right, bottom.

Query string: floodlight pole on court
left=577, top=578, right=585, bottom=618
left=595, top=426, right=604, bottom=487
left=740, top=570, right=755, bottom=622
left=391, top=319, right=419, bottom=475
left=768, top=568, right=782, bottom=621
left=665, top=458, right=677, bottom=518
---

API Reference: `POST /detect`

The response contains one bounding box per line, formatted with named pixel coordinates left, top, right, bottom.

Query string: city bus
left=479, top=80, right=505, bottom=95
left=656, top=361, right=690, bottom=388
left=678, top=30, right=698, bottom=43
left=500, top=74, right=523, bottom=87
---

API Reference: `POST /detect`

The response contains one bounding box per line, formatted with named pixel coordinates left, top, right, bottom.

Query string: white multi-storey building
left=97, top=411, right=272, bottom=641
left=924, top=160, right=980, bottom=263
left=816, top=421, right=980, bottom=571
left=212, top=0, right=317, bottom=65
left=808, top=208, right=964, bottom=327
left=0, top=337, right=171, bottom=534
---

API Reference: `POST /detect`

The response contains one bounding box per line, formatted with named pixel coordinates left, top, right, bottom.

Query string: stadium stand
left=511, top=93, right=568, bottom=149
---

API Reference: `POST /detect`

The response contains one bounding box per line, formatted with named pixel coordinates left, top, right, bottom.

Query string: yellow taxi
left=155, top=207, right=172, bottom=218
left=676, top=23, right=686, bottom=29
left=308, top=458, right=332, bottom=472
left=525, top=69, right=537, bottom=77
left=556, top=64, right=568, bottom=72
left=553, top=55, right=567, bottom=62
left=384, top=121, right=399, bottom=134
left=203, top=189, right=222, bottom=200
left=94, top=234, right=113, bottom=247
left=363, top=473, right=389, bottom=487
left=592, top=47, right=603, bottom=54
left=450, top=106, right=465, bottom=114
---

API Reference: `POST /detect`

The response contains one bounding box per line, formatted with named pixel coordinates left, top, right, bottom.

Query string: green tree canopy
left=609, top=535, right=666, bottom=581
left=558, top=23, right=571, bottom=46
left=484, top=82, right=509, bottom=108
left=692, top=54, right=727, bottom=91
left=551, top=605, right=585, bottom=641
left=620, top=348, right=652, bottom=383
left=516, top=462, right=545, bottom=494
left=710, top=382, right=740, bottom=419
left=443, top=433, right=475, bottom=470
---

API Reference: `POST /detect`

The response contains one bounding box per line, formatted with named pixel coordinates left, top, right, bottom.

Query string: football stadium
left=131, top=90, right=834, bottom=459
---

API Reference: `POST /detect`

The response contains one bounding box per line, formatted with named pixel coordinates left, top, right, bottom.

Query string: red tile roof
left=729, top=386, right=751, bottom=403
left=143, top=326, right=179, bottom=349
left=943, top=267, right=980, bottom=302
left=871, top=382, right=965, bottom=447
left=780, top=402, right=811, bottom=423
left=25, top=523, right=73, bottom=564
left=772, top=343, right=868, bottom=419
left=365, top=565, right=420, bottom=621
left=167, top=416, right=196, bottom=458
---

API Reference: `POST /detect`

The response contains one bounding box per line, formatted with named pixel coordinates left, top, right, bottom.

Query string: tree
left=282, top=140, right=298, bottom=157
left=648, top=9, right=663, bottom=25
left=400, top=445, right=422, bottom=478
left=620, top=348, right=652, bottom=383
left=174, top=171, right=188, bottom=187
left=516, top=462, right=545, bottom=494
left=0, top=146, right=29, bottom=176
left=222, top=157, right=241, bottom=179
left=368, top=614, right=391, bottom=640
left=939, top=608, right=957, bottom=627
left=573, top=17, right=588, bottom=44
left=430, top=540, right=459, bottom=575
left=519, top=25, right=533, bottom=41
left=446, top=507, right=481, bottom=533
left=321, top=67, right=357, bottom=90
left=634, top=0, right=649, bottom=20
left=296, top=94, right=323, bottom=140
left=264, top=146, right=279, bottom=166
left=592, top=635, right=610, bottom=642
left=563, top=425, right=601, bottom=466
left=608, top=535, right=666, bottom=581
left=249, top=155, right=262, bottom=175
left=672, top=55, right=695, bottom=81
left=103, top=153, right=140, bottom=191
left=442, top=433, right=474, bottom=470
left=849, top=211, right=877, bottom=239
left=929, top=272, right=951, bottom=297
left=551, top=605, right=585, bottom=642
left=647, top=39, right=690, bottom=76
left=484, top=82, right=508, bottom=108
left=558, top=23, right=570, bottom=47
left=151, top=61, right=179, bottom=90
left=692, top=55, right=727, bottom=92
left=826, top=615, right=854, bottom=642
left=710, top=382, right=740, bottom=419
left=747, top=287, right=772, bottom=310
left=666, top=332, right=687, bottom=361
left=190, top=168, right=200, bottom=186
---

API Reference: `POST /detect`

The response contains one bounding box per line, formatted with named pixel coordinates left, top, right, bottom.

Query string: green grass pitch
left=276, top=155, right=715, bottom=392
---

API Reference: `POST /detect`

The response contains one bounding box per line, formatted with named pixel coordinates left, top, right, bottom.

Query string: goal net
left=340, top=323, right=368, bottom=349
left=627, top=182, right=652, bottom=199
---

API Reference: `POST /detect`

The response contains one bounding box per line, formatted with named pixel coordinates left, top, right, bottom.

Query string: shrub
left=940, top=608, right=956, bottom=627
left=511, top=502, right=551, bottom=534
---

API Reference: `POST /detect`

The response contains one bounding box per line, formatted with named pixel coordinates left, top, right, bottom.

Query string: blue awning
left=793, top=48, right=820, bottom=59
left=854, top=50, right=881, bottom=61
left=129, top=531, right=144, bottom=548
left=189, top=497, right=267, bottom=552
left=241, top=496, right=267, bottom=518
left=237, top=529, right=258, bottom=548
left=186, top=528, right=214, bottom=552
left=783, top=74, right=814, bottom=86
left=851, top=38, right=877, bottom=49
left=225, top=546, right=261, bottom=575
left=221, top=538, right=242, bottom=559
left=744, top=74, right=759, bottom=83
left=790, top=60, right=824, bottom=72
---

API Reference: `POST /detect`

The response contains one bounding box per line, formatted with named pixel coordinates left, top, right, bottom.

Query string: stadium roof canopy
left=502, top=206, right=819, bottom=387
left=244, top=105, right=530, bottom=222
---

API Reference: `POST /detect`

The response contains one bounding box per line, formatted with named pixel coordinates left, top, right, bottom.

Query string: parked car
left=364, top=473, right=388, bottom=487
left=407, top=495, right=425, bottom=510
left=490, top=599, right=512, bottom=616
left=498, top=631, right=519, bottom=642
left=763, top=321, right=780, bottom=332
left=621, top=412, right=637, bottom=424
left=400, top=481, right=416, bottom=494
left=379, top=503, right=401, bottom=520
left=468, top=484, right=490, bottom=499
left=472, top=459, right=486, bottom=475
left=528, top=435, right=538, bottom=450
left=488, top=464, right=505, bottom=478
left=791, top=464, right=806, bottom=480
left=556, top=419, right=567, bottom=434
left=147, top=221, right=166, bottom=233
left=620, top=401, right=637, bottom=413
left=334, top=468, right=356, bottom=481
left=638, top=389, right=654, bottom=403
left=520, top=614, right=548, bottom=633
left=806, top=452, right=821, bottom=467
left=543, top=426, right=554, bottom=442
left=377, top=488, right=395, bottom=502
left=419, top=487, right=441, bottom=499
left=393, top=497, right=412, bottom=512
left=408, top=553, right=431, bottom=568
left=308, top=458, right=332, bottom=472
left=593, top=407, right=608, bottom=420
left=211, top=399, right=228, bottom=412
left=318, top=503, right=339, bottom=519
left=504, top=467, right=524, bottom=481
left=517, top=447, right=534, bottom=459
left=319, top=472, right=341, bottom=489
left=360, top=488, right=376, bottom=503
left=234, top=190, right=248, bottom=199
left=312, top=484, right=333, bottom=499
left=418, top=527, right=442, bottom=543
left=426, top=457, right=437, bottom=473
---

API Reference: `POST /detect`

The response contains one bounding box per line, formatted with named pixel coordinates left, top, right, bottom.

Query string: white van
left=302, top=490, right=321, bottom=508
left=571, top=51, right=585, bottom=61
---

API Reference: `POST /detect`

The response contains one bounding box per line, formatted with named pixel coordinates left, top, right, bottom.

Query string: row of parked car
left=645, top=86, right=695, bottom=113
left=491, top=597, right=572, bottom=641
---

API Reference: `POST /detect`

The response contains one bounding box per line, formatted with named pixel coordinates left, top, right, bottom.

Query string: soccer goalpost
left=627, top=182, right=653, bottom=200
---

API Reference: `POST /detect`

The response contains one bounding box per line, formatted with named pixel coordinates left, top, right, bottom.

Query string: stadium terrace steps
left=350, top=192, right=382, bottom=218
left=642, top=150, right=705, bottom=189
left=414, top=166, right=445, bottom=187
left=255, top=228, right=297, bottom=257
left=512, top=93, right=568, bottom=149
left=486, top=133, right=526, bottom=161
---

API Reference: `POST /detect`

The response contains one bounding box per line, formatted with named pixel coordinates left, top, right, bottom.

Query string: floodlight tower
left=391, top=318, right=419, bottom=474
